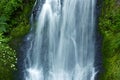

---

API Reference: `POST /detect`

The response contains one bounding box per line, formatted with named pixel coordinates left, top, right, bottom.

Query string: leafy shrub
left=0, top=33, right=17, bottom=80
left=0, top=0, right=34, bottom=80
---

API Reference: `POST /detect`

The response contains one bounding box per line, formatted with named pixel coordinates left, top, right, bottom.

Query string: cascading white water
left=24, top=0, right=97, bottom=80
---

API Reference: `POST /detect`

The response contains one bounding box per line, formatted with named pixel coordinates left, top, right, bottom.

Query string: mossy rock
left=10, top=23, right=30, bottom=38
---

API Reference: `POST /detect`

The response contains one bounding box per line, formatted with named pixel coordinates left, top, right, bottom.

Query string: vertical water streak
left=23, top=0, right=97, bottom=80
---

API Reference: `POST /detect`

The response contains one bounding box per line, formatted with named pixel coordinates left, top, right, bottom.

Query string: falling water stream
left=23, top=0, right=97, bottom=80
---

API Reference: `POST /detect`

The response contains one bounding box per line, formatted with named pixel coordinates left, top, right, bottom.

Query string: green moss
left=99, top=0, right=120, bottom=80
left=11, top=23, right=30, bottom=38
left=100, top=54, right=120, bottom=80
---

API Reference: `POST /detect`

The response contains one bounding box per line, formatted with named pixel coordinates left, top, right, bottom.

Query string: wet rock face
left=117, top=0, right=120, bottom=5
left=32, top=0, right=45, bottom=20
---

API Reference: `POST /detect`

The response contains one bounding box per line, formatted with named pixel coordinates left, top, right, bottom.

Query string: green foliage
left=0, top=33, right=16, bottom=80
left=0, top=0, right=34, bottom=34
left=0, top=0, right=34, bottom=80
left=99, top=0, right=120, bottom=80
left=0, top=0, right=22, bottom=33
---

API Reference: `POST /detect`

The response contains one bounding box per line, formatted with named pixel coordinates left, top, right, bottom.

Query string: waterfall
left=23, top=0, right=97, bottom=80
